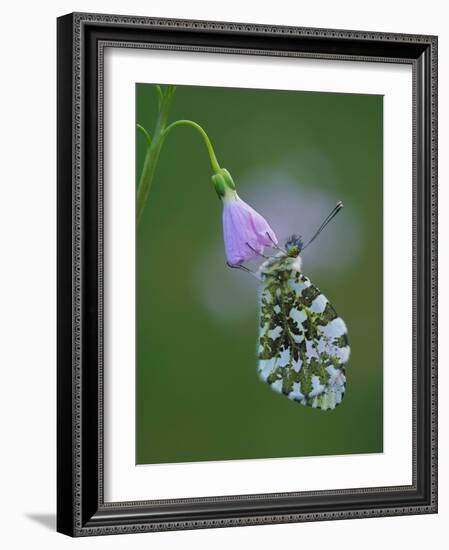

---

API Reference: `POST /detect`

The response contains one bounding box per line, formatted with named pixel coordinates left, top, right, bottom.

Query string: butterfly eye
left=285, top=235, right=304, bottom=255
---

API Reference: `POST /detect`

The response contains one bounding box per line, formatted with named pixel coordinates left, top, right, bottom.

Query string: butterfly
left=256, top=202, right=349, bottom=410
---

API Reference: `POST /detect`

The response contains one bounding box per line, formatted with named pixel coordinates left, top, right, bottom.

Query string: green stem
left=162, top=120, right=221, bottom=173
left=155, top=85, right=163, bottom=108
left=137, top=86, right=175, bottom=223
left=137, top=92, right=223, bottom=224
left=137, top=124, right=152, bottom=149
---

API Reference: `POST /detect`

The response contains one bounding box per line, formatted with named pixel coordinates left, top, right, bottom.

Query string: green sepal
left=211, top=168, right=236, bottom=198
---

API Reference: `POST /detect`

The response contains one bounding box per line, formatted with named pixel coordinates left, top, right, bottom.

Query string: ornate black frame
left=57, top=12, right=438, bottom=537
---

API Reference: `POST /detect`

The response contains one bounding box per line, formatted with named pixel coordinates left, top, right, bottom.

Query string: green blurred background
left=136, top=83, right=383, bottom=464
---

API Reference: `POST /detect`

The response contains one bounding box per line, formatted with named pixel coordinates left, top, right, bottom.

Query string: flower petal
left=222, top=195, right=278, bottom=265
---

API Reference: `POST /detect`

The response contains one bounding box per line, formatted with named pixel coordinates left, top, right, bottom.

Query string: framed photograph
left=57, top=12, right=438, bottom=536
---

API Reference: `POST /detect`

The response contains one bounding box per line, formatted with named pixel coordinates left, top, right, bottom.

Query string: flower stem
left=137, top=124, right=152, bottom=149
left=154, top=85, right=163, bottom=109
left=137, top=91, right=223, bottom=224
left=162, top=120, right=221, bottom=173
left=137, top=85, right=176, bottom=223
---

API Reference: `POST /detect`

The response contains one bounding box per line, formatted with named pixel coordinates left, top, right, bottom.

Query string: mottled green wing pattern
left=258, top=269, right=349, bottom=410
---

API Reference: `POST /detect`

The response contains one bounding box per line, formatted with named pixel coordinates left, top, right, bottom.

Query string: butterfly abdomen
left=257, top=266, right=349, bottom=411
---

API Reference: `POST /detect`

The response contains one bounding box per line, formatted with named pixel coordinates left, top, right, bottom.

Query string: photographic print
left=136, top=83, right=383, bottom=465
left=57, top=13, right=437, bottom=535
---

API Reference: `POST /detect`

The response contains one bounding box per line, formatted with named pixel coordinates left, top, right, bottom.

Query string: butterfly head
left=285, top=235, right=304, bottom=258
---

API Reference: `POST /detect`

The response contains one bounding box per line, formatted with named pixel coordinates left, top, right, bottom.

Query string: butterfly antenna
left=302, top=201, right=344, bottom=250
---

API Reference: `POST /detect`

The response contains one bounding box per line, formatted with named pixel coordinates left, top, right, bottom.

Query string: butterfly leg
left=246, top=242, right=269, bottom=259
left=266, top=232, right=287, bottom=254
left=226, top=261, right=261, bottom=280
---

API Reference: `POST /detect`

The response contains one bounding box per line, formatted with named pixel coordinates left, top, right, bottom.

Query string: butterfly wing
left=258, top=269, right=349, bottom=410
